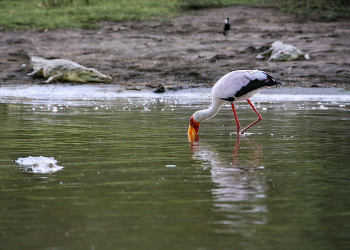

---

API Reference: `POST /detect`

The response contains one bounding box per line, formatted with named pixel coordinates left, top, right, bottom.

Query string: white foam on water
left=0, top=84, right=349, bottom=103
left=165, top=165, right=177, bottom=168
left=15, top=156, right=64, bottom=174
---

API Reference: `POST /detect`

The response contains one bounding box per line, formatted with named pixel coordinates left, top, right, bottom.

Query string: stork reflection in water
left=189, top=136, right=267, bottom=232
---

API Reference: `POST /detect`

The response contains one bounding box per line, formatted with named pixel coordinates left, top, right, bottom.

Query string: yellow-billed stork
left=188, top=70, right=281, bottom=136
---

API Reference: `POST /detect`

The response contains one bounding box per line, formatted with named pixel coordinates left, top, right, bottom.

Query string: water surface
left=0, top=95, right=349, bottom=250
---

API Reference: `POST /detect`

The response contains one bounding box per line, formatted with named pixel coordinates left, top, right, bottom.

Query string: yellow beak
left=188, top=131, right=199, bottom=142
left=188, top=124, right=197, bottom=134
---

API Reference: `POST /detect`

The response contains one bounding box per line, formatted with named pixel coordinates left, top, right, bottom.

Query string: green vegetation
left=180, top=0, right=350, bottom=19
left=266, top=0, right=350, bottom=20
left=178, top=0, right=263, bottom=9
left=0, top=0, right=349, bottom=30
left=0, top=0, right=179, bottom=30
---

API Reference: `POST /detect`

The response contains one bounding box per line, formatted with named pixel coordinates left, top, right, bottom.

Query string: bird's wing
left=212, top=70, right=268, bottom=101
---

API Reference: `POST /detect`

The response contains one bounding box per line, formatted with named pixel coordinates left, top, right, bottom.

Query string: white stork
left=188, top=70, right=281, bottom=136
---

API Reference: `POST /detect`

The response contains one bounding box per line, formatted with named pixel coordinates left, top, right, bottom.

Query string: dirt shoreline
left=1, top=6, right=349, bottom=91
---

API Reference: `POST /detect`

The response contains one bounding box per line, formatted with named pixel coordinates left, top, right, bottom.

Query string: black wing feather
left=235, top=79, right=266, bottom=98
left=219, top=79, right=266, bottom=102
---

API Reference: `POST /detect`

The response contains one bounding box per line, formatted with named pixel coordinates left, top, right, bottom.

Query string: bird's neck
left=193, top=98, right=224, bottom=123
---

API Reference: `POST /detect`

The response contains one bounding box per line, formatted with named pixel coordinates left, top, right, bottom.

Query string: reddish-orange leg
left=231, top=99, right=262, bottom=135
left=230, top=102, right=241, bottom=135
left=240, top=99, right=262, bottom=134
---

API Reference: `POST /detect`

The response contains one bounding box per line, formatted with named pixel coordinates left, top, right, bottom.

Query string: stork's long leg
left=230, top=102, right=240, bottom=135
left=240, top=99, right=262, bottom=134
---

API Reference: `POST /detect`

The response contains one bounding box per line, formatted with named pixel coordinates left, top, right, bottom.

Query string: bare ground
left=1, top=6, right=350, bottom=91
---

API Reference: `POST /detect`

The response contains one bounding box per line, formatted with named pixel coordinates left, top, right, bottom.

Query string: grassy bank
left=0, top=0, right=179, bottom=30
left=266, top=0, right=350, bottom=20
left=0, top=0, right=349, bottom=30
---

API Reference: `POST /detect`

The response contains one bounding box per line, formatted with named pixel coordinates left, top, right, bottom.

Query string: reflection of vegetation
left=1, top=101, right=350, bottom=249
left=0, top=0, right=349, bottom=30
left=0, top=100, right=192, bottom=166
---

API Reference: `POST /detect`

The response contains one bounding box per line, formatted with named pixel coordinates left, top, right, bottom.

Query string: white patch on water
left=15, top=156, right=64, bottom=174
left=255, top=87, right=350, bottom=102
left=229, top=132, right=256, bottom=137
left=0, top=84, right=349, bottom=103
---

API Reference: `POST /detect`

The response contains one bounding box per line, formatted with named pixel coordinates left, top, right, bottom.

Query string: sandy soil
left=1, top=6, right=349, bottom=91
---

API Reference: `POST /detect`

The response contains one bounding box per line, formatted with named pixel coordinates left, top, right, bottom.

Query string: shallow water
left=1, top=95, right=350, bottom=250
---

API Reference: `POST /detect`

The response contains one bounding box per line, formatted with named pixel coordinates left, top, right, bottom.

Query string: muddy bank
left=1, top=6, right=349, bottom=91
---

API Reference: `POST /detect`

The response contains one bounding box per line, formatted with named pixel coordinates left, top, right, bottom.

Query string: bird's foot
left=239, top=131, right=256, bottom=137
left=239, top=131, right=246, bottom=137
left=232, top=130, right=245, bottom=137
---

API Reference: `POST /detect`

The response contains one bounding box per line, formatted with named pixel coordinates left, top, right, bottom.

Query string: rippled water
left=0, top=96, right=349, bottom=250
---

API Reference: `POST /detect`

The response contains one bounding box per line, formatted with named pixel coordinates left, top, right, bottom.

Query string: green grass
left=0, top=0, right=349, bottom=31
left=265, top=0, right=350, bottom=20
left=0, top=0, right=179, bottom=30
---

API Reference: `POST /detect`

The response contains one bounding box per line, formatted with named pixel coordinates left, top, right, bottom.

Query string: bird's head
left=188, top=116, right=200, bottom=135
left=264, top=72, right=282, bottom=86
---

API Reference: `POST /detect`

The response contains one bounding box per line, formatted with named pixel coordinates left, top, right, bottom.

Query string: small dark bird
left=223, top=18, right=230, bottom=36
